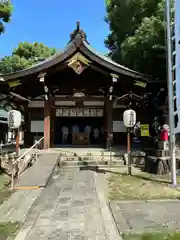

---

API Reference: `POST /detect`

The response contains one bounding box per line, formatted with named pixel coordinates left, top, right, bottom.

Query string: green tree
left=105, top=0, right=172, bottom=80
left=13, top=42, right=56, bottom=62
left=0, top=0, right=13, bottom=33
left=0, top=55, right=30, bottom=73
left=0, top=42, right=57, bottom=73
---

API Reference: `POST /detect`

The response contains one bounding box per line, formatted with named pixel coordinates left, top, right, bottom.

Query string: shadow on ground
left=79, top=165, right=170, bottom=184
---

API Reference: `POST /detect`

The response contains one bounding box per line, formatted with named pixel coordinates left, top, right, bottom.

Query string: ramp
left=14, top=153, right=59, bottom=189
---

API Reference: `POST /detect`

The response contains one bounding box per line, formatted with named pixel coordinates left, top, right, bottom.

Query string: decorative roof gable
left=1, top=22, right=152, bottom=82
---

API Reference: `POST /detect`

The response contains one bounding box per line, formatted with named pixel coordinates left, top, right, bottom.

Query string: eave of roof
left=81, top=41, right=151, bottom=81
left=1, top=33, right=151, bottom=82
left=1, top=41, right=77, bottom=81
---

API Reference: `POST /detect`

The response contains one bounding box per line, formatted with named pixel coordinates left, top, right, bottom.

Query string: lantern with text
left=123, top=109, right=136, bottom=128
left=8, top=110, right=21, bottom=129
left=123, top=109, right=136, bottom=176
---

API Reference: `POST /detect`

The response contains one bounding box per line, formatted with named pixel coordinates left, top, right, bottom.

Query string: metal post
left=165, top=0, right=177, bottom=185
left=11, top=155, right=16, bottom=190
left=127, top=128, right=132, bottom=175
left=11, top=163, right=15, bottom=190
left=109, top=146, right=112, bottom=168
left=35, top=140, right=38, bottom=162
left=0, top=141, right=3, bottom=157
left=15, top=128, right=20, bottom=157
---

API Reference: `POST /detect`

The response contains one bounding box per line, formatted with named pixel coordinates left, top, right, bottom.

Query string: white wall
left=30, top=120, right=44, bottom=133
left=113, top=121, right=126, bottom=133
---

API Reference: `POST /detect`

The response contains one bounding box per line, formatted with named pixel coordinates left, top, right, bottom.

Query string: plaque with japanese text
left=56, top=107, right=103, bottom=117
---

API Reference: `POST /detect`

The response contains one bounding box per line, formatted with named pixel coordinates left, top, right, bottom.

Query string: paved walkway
left=0, top=189, right=42, bottom=223
left=0, top=153, right=59, bottom=223
left=15, top=167, right=119, bottom=240
left=110, top=200, right=180, bottom=234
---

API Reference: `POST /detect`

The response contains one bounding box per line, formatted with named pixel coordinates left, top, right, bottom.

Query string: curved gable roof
left=1, top=25, right=151, bottom=82
left=80, top=40, right=150, bottom=81
left=1, top=41, right=77, bottom=81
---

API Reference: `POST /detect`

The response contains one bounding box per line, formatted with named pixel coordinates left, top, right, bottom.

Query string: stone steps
left=50, top=149, right=145, bottom=169
left=58, top=152, right=124, bottom=157
left=40, top=148, right=126, bottom=157
left=59, top=158, right=125, bottom=168
left=58, top=156, right=124, bottom=161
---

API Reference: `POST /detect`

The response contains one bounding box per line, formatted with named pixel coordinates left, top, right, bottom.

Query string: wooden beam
left=55, top=95, right=105, bottom=101
left=116, top=92, right=144, bottom=101
left=9, top=92, right=30, bottom=102
left=44, top=97, right=51, bottom=149
left=90, top=64, right=110, bottom=76
left=44, top=63, right=67, bottom=76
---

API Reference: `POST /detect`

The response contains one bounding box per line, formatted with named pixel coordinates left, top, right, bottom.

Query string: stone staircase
left=19, top=147, right=146, bottom=170
left=42, top=148, right=126, bottom=169
left=59, top=154, right=125, bottom=168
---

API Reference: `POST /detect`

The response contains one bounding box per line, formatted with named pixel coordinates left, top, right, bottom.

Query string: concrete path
left=110, top=200, right=180, bottom=234
left=0, top=153, right=59, bottom=223
left=15, top=167, right=119, bottom=240
left=0, top=189, right=42, bottom=223
left=15, top=153, right=59, bottom=188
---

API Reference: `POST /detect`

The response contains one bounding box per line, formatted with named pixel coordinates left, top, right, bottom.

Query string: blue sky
left=0, top=0, right=110, bottom=58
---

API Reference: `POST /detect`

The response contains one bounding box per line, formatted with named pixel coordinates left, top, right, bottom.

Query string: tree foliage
left=105, top=0, right=172, bottom=80
left=0, top=0, right=13, bottom=33
left=13, top=42, right=56, bottom=61
left=0, top=42, right=57, bottom=73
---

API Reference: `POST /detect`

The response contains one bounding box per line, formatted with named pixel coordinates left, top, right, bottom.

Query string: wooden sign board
left=56, top=108, right=103, bottom=117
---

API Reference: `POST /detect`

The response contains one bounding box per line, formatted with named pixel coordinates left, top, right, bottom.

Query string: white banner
left=175, top=0, right=180, bottom=132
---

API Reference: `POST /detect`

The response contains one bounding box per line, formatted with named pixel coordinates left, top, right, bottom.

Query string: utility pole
left=165, top=0, right=177, bottom=186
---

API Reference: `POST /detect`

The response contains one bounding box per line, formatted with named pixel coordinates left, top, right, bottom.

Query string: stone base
left=145, top=156, right=180, bottom=175
left=147, top=149, right=170, bottom=158
left=158, top=141, right=169, bottom=150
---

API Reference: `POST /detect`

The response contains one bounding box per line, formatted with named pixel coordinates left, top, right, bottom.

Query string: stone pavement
left=0, top=153, right=59, bottom=223
left=15, top=167, right=119, bottom=240
left=110, top=200, right=180, bottom=234
left=0, top=188, right=42, bottom=223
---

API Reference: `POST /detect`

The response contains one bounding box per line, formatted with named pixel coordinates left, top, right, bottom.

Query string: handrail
left=11, top=136, right=44, bottom=190
left=15, top=137, right=44, bottom=164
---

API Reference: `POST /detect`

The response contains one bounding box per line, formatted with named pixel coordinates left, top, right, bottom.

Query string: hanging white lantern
left=8, top=110, right=21, bottom=129
left=123, top=109, right=136, bottom=128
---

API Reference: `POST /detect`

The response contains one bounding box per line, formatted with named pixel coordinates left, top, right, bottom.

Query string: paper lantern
left=123, top=109, right=136, bottom=128
left=8, top=110, right=21, bottom=129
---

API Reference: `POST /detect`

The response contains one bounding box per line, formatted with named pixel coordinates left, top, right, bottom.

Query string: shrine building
left=0, top=22, right=158, bottom=149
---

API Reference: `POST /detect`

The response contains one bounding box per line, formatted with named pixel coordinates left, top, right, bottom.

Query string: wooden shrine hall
left=0, top=22, right=157, bottom=149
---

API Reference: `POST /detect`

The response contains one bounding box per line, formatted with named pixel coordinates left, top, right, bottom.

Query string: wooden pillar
left=24, top=103, right=31, bottom=147
left=104, top=97, right=113, bottom=148
left=44, top=98, right=51, bottom=149
left=50, top=98, right=55, bottom=147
